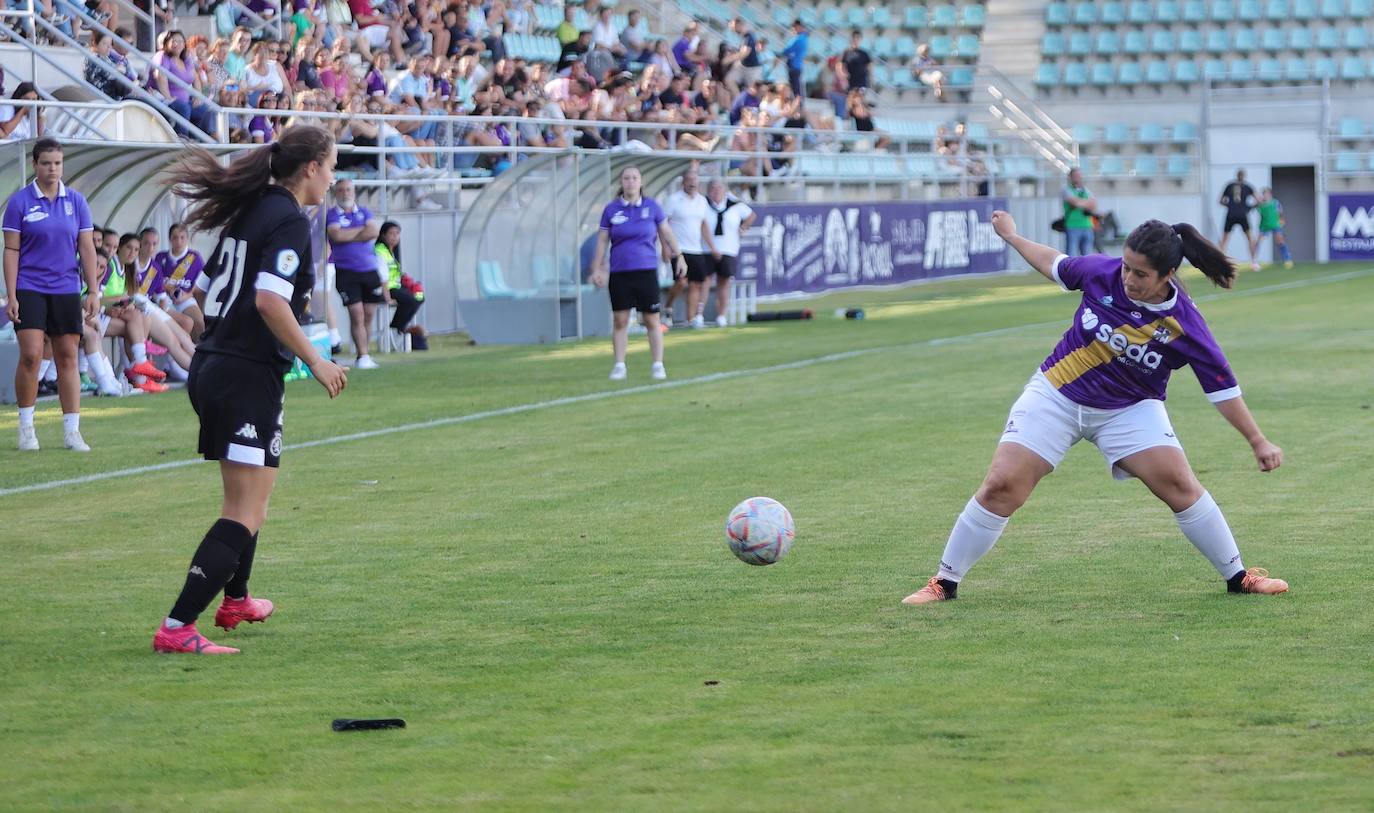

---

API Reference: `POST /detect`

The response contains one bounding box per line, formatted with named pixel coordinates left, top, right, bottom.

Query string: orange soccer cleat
left=1236, top=567, right=1289, bottom=595
left=902, top=577, right=954, bottom=605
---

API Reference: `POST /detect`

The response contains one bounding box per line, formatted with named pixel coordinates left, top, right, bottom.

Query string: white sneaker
left=18, top=424, right=39, bottom=451
left=650, top=362, right=667, bottom=380
left=689, top=315, right=705, bottom=329
left=96, top=378, right=123, bottom=397
left=64, top=430, right=91, bottom=452
left=715, top=315, right=728, bottom=328
left=609, top=362, right=627, bottom=381
left=662, top=313, right=674, bottom=327
left=355, top=355, right=380, bottom=370
left=1250, top=262, right=1261, bottom=272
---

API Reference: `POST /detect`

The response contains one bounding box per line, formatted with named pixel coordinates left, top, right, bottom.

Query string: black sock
left=223, top=532, right=259, bottom=600
left=168, top=519, right=254, bottom=624
left=938, top=578, right=959, bottom=598
left=1226, top=571, right=1247, bottom=593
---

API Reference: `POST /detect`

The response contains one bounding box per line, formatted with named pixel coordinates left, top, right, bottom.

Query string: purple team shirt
left=599, top=196, right=665, bottom=273
left=2, top=182, right=93, bottom=295
left=326, top=204, right=378, bottom=270
left=148, top=249, right=205, bottom=295
left=1040, top=254, right=1240, bottom=410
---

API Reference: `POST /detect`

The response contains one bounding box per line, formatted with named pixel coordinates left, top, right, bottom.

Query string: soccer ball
left=725, top=497, right=795, bottom=566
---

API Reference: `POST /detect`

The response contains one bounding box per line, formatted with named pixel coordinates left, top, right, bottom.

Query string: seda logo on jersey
left=1079, top=306, right=1172, bottom=371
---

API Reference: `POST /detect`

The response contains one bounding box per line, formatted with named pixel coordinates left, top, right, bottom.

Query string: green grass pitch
left=2, top=263, right=1372, bottom=811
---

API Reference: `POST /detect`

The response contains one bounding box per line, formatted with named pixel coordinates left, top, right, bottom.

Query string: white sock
left=1174, top=491, right=1244, bottom=579
left=62, top=412, right=79, bottom=433
left=936, top=497, right=1010, bottom=583
left=167, top=358, right=189, bottom=381
left=131, top=343, right=147, bottom=365
left=79, top=354, right=89, bottom=373
left=38, top=359, right=54, bottom=381
left=18, top=405, right=35, bottom=429
left=163, top=617, right=186, bottom=629
left=329, top=328, right=342, bottom=345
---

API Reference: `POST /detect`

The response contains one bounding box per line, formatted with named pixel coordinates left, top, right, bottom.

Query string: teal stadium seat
left=1072, top=123, right=1098, bottom=142
left=873, top=37, right=895, bottom=60
left=1101, top=1, right=1126, bottom=23
left=1133, top=155, right=1159, bottom=175
left=956, top=34, right=981, bottom=57
left=1045, top=3, right=1070, bottom=25
left=1156, top=0, right=1181, bottom=21
left=929, top=35, right=953, bottom=59
left=1179, top=30, right=1204, bottom=51
left=1128, top=0, right=1153, bottom=22
left=1069, top=31, right=1092, bottom=55
left=799, top=7, right=820, bottom=28
left=1340, top=56, right=1365, bottom=79
left=1072, top=2, right=1098, bottom=24
left=1285, top=58, right=1310, bottom=80
left=1334, top=152, right=1361, bottom=172
left=906, top=5, right=930, bottom=28
left=1261, top=28, right=1285, bottom=51
left=1124, top=30, right=1148, bottom=54
left=1104, top=123, right=1130, bottom=142
left=1184, top=0, right=1209, bottom=20
left=961, top=4, right=988, bottom=27
left=1288, top=28, right=1313, bottom=49
left=1167, top=154, right=1194, bottom=175
left=1210, top=0, right=1236, bottom=19
left=771, top=6, right=791, bottom=27
left=1151, top=31, right=1176, bottom=53
left=1175, top=60, right=1201, bottom=81
left=1233, top=29, right=1258, bottom=51
left=931, top=4, right=959, bottom=27
left=1146, top=60, right=1172, bottom=83
left=1100, top=155, right=1126, bottom=175
left=1316, top=27, right=1341, bottom=49
left=871, top=64, right=891, bottom=87
left=1096, top=31, right=1121, bottom=53
left=821, top=6, right=843, bottom=28
left=872, top=7, right=893, bottom=28
left=1229, top=58, right=1255, bottom=80
left=1344, top=27, right=1369, bottom=48
left=1043, top=32, right=1066, bottom=55
left=1207, top=30, right=1230, bottom=52
left=1091, top=62, right=1116, bottom=85
left=1265, top=0, right=1289, bottom=17
left=1294, top=0, right=1319, bottom=17
left=947, top=66, right=975, bottom=87
left=1036, top=63, right=1061, bottom=86
left=1172, top=121, right=1199, bottom=141
left=894, top=36, right=917, bottom=59
left=1320, top=0, right=1344, bottom=15
left=1311, top=57, right=1338, bottom=78
left=1258, top=58, right=1284, bottom=80
left=1338, top=117, right=1365, bottom=137
left=1118, top=61, right=1144, bottom=83
left=1238, top=0, right=1263, bottom=15
left=1139, top=122, right=1166, bottom=141
left=1204, top=59, right=1229, bottom=79
left=846, top=7, right=866, bottom=28
left=830, top=34, right=849, bottom=57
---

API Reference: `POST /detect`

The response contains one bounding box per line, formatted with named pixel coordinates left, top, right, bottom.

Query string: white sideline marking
left=3, top=267, right=1370, bottom=499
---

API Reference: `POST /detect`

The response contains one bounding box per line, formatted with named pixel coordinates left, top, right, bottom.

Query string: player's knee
left=1153, top=470, right=1203, bottom=508
left=977, top=470, right=1029, bottom=514
left=612, top=312, right=630, bottom=329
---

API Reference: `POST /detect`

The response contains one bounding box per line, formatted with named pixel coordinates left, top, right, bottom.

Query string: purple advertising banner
left=735, top=198, right=1008, bottom=297
left=1328, top=193, right=1374, bottom=261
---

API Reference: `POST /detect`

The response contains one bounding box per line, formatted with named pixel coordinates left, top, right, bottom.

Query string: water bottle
left=834, top=308, right=864, bottom=320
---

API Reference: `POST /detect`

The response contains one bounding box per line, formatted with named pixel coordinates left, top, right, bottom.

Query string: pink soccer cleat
left=214, top=594, right=275, bottom=631
left=145, top=340, right=169, bottom=356
left=153, top=622, right=240, bottom=654
left=126, top=361, right=167, bottom=383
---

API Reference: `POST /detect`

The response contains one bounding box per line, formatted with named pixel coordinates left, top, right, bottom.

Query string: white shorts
left=999, top=372, right=1183, bottom=481
left=360, top=23, right=390, bottom=49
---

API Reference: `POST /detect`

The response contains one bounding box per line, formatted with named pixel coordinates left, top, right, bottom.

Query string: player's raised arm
left=990, top=210, right=1060, bottom=282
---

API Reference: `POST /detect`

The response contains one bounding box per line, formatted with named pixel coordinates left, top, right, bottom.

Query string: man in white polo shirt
left=660, top=169, right=712, bottom=327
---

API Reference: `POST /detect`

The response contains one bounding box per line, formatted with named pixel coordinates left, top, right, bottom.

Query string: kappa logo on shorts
left=189, top=565, right=207, bottom=578
left=276, top=250, right=300, bottom=278
left=235, top=423, right=259, bottom=440
left=270, top=431, right=283, bottom=458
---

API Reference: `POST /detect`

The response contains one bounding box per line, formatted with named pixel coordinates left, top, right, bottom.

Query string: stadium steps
left=978, top=0, right=1049, bottom=91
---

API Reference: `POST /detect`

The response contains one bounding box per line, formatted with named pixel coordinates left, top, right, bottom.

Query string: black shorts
left=335, top=267, right=386, bottom=306
left=683, top=253, right=714, bottom=283
left=607, top=269, right=661, bottom=313
left=1223, top=214, right=1251, bottom=234
left=188, top=352, right=286, bottom=469
left=708, top=254, right=738, bottom=279
left=14, top=290, right=83, bottom=336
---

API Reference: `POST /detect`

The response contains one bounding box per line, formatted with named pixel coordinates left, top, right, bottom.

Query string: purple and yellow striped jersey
left=1039, top=254, right=1240, bottom=410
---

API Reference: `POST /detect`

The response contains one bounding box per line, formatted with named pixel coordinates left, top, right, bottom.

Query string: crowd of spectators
left=5, top=0, right=964, bottom=180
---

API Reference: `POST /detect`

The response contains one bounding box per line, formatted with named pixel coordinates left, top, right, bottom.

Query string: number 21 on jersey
left=204, top=238, right=248, bottom=319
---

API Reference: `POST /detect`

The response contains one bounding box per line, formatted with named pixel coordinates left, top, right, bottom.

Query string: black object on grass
left=332, top=718, right=407, bottom=732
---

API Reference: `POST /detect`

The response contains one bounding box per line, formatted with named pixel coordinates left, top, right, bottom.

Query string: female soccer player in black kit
left=153, top=125, right=348, bottom=655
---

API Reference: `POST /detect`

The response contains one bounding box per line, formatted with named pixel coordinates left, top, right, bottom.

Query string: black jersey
left=197, top=186, right=314, bottom=375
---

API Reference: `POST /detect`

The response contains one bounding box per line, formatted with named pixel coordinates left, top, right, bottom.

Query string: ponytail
left=165, top=124, right=334, bottom=235
left=1124, top=219, right=1235, bottom=290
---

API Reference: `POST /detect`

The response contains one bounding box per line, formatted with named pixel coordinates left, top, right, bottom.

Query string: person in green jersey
left=1061, top=167, right=1096, bottom=257
left=1255, top=188, right=1292, bottom=269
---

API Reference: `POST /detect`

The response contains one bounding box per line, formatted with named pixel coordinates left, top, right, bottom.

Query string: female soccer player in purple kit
left=904, top=212, right=1289, bottom=605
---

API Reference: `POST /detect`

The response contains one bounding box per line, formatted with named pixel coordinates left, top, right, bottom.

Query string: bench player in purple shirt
left=3, top=138, right=102, bottom=452
left=904, top=212, right=1288, bottom=605
left=590, top=166, right=687, bottom=382
left=150, top=222, right=207, bottom=339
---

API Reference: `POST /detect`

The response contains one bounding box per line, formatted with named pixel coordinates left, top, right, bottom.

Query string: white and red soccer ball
left=725, top=497, right=795, bottom=566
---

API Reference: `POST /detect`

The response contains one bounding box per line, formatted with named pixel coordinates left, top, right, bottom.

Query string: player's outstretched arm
left=991, top=210, right=1060, bottom=283
left=256, top=290, right=348, bottom=398
left=1213, top=396, right=1282, bottom=472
